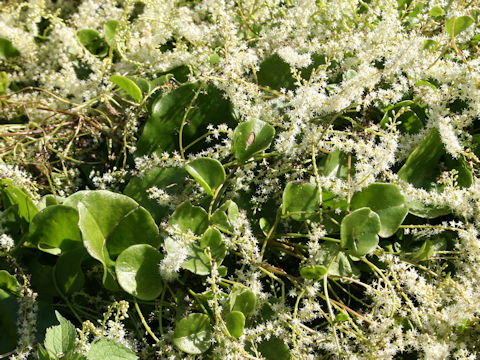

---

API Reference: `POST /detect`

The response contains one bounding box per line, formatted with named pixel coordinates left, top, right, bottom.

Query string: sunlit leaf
left=116, top=244, right=163, bottom=300
left=282, top=182, right=320, bottom=221
left=185, top=158, right=225, bottom=196
left=340, top=208, right=381, bottom=257
left=110, top=75, right=143, bottom=102
left=173, top=313, right=212, bottom=354
left=232, top=119, right=275, bottom=163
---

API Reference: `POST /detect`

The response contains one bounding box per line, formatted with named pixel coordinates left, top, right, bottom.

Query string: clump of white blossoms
left=2, top=0, right=480, bottom=359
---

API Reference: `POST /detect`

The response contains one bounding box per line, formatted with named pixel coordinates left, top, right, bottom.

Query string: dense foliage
left=1, top=0, right=480, bottom=359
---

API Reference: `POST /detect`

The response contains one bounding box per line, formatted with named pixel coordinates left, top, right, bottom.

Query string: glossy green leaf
left=429, top=6, right=445, bottom=17
left=0, top=37, right=20, bottom=60
left=225, top=311, right=245, bottom=338
left=300, top=265, right=327, bottom=280
left=124, top=167, right=188, bottom=224
left=350, top=183, right=408, bottom=238
left=321, top=149, right=352, bottom=179
left=87, top=339, right=138, bottom=360
left=116, top=244, right=163, bottom=300
left=173, top=313, right=212, bottom=354
left=258, top=337, right=291, bottom=360
left=282, top=182, right=320, bottom=221
left=445, top=16, right=474, bottom=37
left=29, top=205, right=82, bottom=255
left=398, top=128, right=444, bottom=189
left=170, top=201, right=209, bottom=235
left=44, top=311, right=76, bottom=359
left=75, top=190, right=160, bottom=290
left=77, top=29, right=108, bottom=57
left=0, top=270, right=18, bottom=294
left=232, top=119, right=275, bottom=163
left=340, top=208, right=381, bottom=257
left=104, top=20, right=118, bottom=45
left=185, top=158, right=226, bottom=196
left=54, top=247, right=88, bottom=294
left=136, top=84, right=235, bottom=156
left=0, top=179, right=38, bottom=224
left=183, top=227, right=226, bottom=275
left=0, top=71, right=8, bottom=94
left=230, top=289, right=256, bottom=317
left=110, top=75, right=143, bottom=102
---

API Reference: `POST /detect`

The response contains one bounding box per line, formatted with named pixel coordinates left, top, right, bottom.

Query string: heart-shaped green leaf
left=86, top=339, right=137, bottom=360
left=445, top=15, right=474, bottom=37
left=340, top=208, right=381, bottom=257
left=224, top=311, right=245, bottom=338
left=75, top=190, right=160, bottom=290
left=230, top=289, right=256, bottom=317
left=282, top=182, right=320, bottom=221
left=29, top=205, right=82, bottom=255
left=300, top=265, right=327, bottom=280
left=183, top=227, right=226, bottom=275
left=173, top=313, right=212, bottom=354
left=232, top=119, right=275, bottom=163
left=116, top=244, right=163, bottom=300
left=54, top=247, right=88, bottom=295
left=170, top=201, right=209, bottom=235
left=110, top=75, right=143, bottom=103
left=350, top=183, right=408, bottom=238
left=185, top=158, right=226, bottom=196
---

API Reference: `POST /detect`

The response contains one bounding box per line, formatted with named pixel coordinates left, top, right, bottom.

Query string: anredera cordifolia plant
left=1, top=0, right=480, bottom=359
